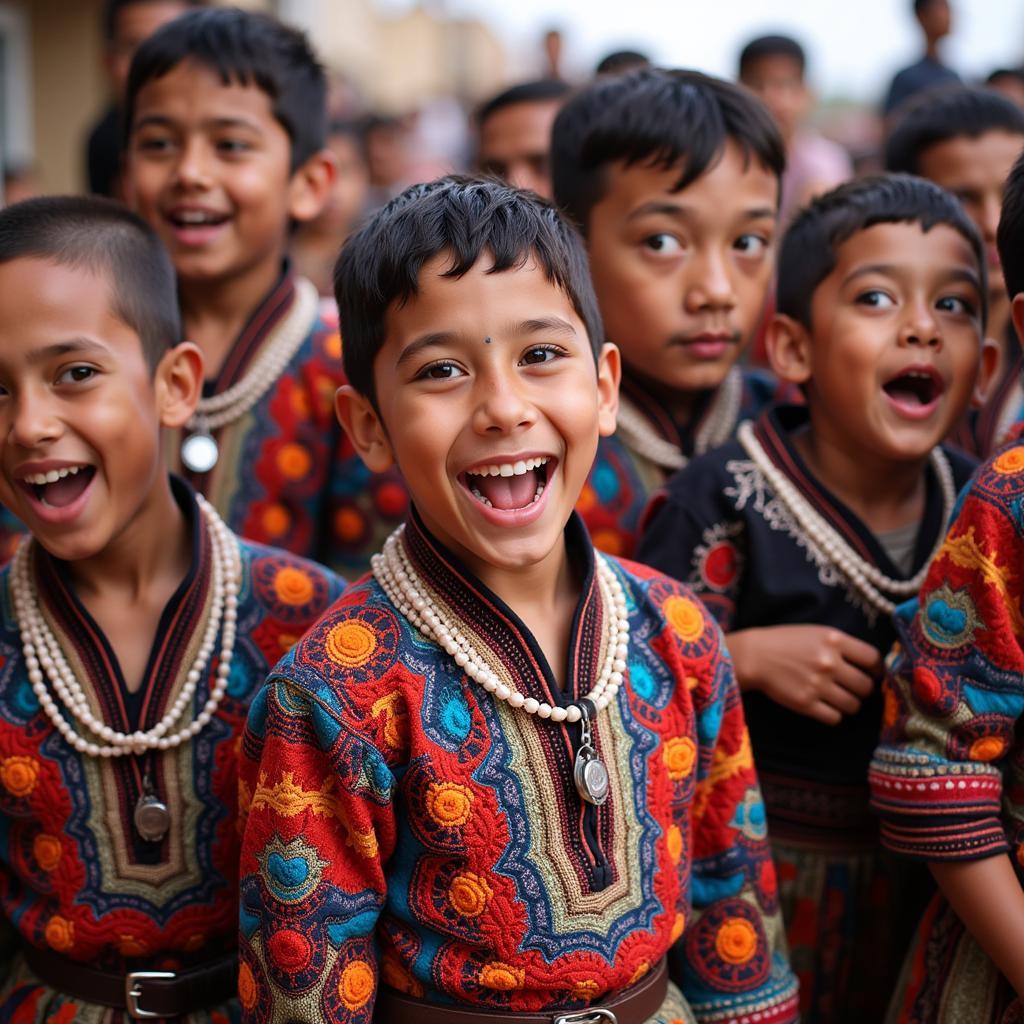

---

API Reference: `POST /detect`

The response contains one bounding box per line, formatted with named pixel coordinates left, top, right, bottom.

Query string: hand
left=727, top=625, right=881, bottom=725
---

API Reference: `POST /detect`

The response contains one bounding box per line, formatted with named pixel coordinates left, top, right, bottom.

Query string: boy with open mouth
left=639, top=174, right=991, bottom=1022
left=237, top=177, right=798, bottom=1023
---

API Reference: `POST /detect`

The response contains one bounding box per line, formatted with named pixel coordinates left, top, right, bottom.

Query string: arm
left=239, top=671, right=396, bottom=1023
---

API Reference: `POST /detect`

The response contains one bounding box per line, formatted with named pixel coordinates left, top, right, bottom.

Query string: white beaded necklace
left=737, top=421, right=956, bottom=614
left=615, top=366, right=743, bottom=472
left=11, top=494, right=240, bottom=758
left=372, top=526, right=630, bottom=723
left=180, top=278, right=319, bottom=472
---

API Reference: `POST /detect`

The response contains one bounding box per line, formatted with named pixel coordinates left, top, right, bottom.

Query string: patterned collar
left=202, top=261, right=296, bottom=395
left=752, top=404, right=951, bottom=578
left=399, top=507, right=608, bottom=704
left=619, top=371, right=719, bottom=457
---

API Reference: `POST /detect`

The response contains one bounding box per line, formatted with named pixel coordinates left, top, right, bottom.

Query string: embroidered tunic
left=0, top=482, right=344, bottom=1022
left=579, top=368, right=791, bottom=560
left=870, top=436, right=1024, bottom=1022
left=636, top=405, right=976, bottom=1022
left=237, top=511, right=799, bottom=1024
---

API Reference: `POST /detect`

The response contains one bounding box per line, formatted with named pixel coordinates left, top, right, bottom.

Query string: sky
left=385, top=0, right=1024, bottom=106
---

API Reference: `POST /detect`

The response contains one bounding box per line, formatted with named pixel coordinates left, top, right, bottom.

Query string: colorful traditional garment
left=870, top=436, right=1024, bottom=1023
left=579, top=367, right=792, bottom=560
left=238, top=510, right=799, bottom=1023
left=0, top=479, right=343, bottom=1022
left=170, top=267, right=408, bottom=578
left=637, top=405, right=976, bottom=1024
left=948, top=325, right=1023, bottom=460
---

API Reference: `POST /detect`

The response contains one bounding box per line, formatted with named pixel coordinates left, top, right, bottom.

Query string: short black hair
left=102, top=0, right=202, bottom=43
left=778, top=173, right=987, bottom=332
left=998, top=150, right=1024, bottom=300
left=476, top=79, right=572, bottom=129
left=551, top=67, right=785, bottom=234
left=334, top=176, right=603, bottom=404
left=124, top=7, right=326, bottom=170
left=738, top=35, right=806, bottom=79
left=594, top=50, right=650, bottom=76
left=0, top=196, right=181, bottom=370
left=885, top=84, right=1024, bottom=174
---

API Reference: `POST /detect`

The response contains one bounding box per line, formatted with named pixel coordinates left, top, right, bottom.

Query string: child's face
left=784, top=222, right=984, bottom=464
left=126, top=60, right=317, bottom=289
left=338, top=255, right=619, bottom=580
left=478, top=99, right=562, bottom=200
left=586, top=141, right=777, bottom=411
left=918, top=130, right=1024, bottom=302
left=0, top=259, right=194, bottom=562
left=739, top=55, right=808, bottom=142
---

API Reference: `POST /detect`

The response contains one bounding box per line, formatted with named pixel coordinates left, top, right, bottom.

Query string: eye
left=856, top=289, right=895, bottom=309
left=520, top=344, right=563, bottom=366
left=217, top=138, right=252, bottom=155
left=936, top=295, right=975, bottom=316
left=417, top=361, right=465, bottom=381
left=734, top=233, right=769, bottom=256
left=135, top=135, right=175, bottom=154
left=56, top=366, right=97, bottom=385
left=644, top=233, right=683, bottom=255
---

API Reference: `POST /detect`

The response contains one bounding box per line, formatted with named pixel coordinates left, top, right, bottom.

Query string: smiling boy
left=639, top=175, right=990, bottom=1022
left=237, top=178, right=798, bottom=1023
left=122, top=7, right=408, bottom=576
left=550, top=67, right=790, bottom=558
left=0, top=196, right=341, bottom=1019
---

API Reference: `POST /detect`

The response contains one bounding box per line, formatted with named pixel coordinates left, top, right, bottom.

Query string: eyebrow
left=395, top=332, right=456, bottom=369
left=26, top=338, right=110, bottom=366
left=626, top=201, right=777, bottom=223
left=518, top=316, right=578, bottom=337
left=133, top=114, right=263, bottom=133
left=842, top=263, right=981, bottom=290
left=394, top=317, right=579, bottom=368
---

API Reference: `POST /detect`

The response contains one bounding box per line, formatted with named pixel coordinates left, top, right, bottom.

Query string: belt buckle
left=125, top=970, right=176, bottom=1020
left=553, top=1010, right=617, bottom=1024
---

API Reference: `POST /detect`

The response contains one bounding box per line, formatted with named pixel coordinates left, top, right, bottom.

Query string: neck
left=67, top=473, right=192, bottom=603
left=472, top=540, right=578, bottom=628
left=795, top=413, right=929, bottom=533
left=622, top=366, right=697, bottom=424
left=925, top=38, right=942, bottom=60
left=178, top=256, right=284, bottom=379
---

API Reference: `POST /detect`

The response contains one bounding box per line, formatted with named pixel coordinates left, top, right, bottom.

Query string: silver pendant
left=134, top=793, right=171, bottom=842
left=573, top=703, right=609, bottom=806
left=181, top=430, right=219, bottom=474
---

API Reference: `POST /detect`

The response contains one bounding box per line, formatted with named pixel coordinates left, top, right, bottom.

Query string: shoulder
left=663, top=441, right=746, bottom=504
left=610, top=556, right=722, bottom=637
left=237, top=538, right=346, bottom=622
left=948, top=439, right=1024, bottom=530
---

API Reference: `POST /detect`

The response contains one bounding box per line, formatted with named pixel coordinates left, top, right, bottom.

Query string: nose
left=899, top=297, right=941, bottom=349
left=174, top=137, right=215, bottom=190
left=471, top=367, right=537, bottom=435
left=7, top=388, right=62, bottom=449
left=684, top=247, right=737, bottom=313
left=980, top=194, right=1001, bottom=243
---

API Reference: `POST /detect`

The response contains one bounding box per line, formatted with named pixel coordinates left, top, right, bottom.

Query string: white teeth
left=175, top=210, right=221, bottom=224
left=466, top=456, right=550, bottom=478
left=24, top=465, right=83, bottom=486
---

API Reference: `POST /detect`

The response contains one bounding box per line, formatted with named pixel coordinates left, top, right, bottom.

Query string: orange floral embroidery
left=664, top=596, right=704, bottom=642
left=338, top=960, right=374, bottom=1010
left=326, top=621, right=377, bottom=668
left=1, top=756, right=38, bottom=797
left=715, top=917, right=758, bottom=964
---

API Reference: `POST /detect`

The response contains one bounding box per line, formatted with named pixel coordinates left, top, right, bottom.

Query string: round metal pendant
left=134, top=793, right=171, bottom=842
left=574, top=747, right=609, bottom=806
left=181, top=431, right=219, bottom=474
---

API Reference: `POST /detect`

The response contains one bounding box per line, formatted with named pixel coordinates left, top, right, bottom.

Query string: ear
left=970, top=335, right=1002, bottom=409
left=154, top=342, right=203, bottom=429
left=287, top=148, right=337, bottom=225
left=595, top=342, right=622, bottom=437
left=335, top=384, right=396, bottom=472
left=765, top=313, right=813, bottom=385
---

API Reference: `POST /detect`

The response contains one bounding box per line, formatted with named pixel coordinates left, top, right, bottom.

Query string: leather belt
left=374, top=957, right=668, bottom=1024
left=22, top=942, right=238, bottom=1020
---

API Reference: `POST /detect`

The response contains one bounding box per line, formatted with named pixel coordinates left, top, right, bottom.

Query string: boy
left=886, top=84, right=1024, bottom=457
left=883, top=0, right=959, bottom=116
left=870, top=150, right=1024, bottom=1023
left=550, top=68, right=791, bottom=559
left=639, top=175, right=991, bottom=1022
left=237, top=178, right=799, bottom=1023
left=475, top=79, right=571, bottom=200
left=0, top=195, right=342, bottom=1018
left=738, top=35, right=852, bottom=226
left=123, top=7, right=408, bottom=577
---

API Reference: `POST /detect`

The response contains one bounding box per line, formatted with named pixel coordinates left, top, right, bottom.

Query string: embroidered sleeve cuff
left=870, top=749, right=1007, bottom=860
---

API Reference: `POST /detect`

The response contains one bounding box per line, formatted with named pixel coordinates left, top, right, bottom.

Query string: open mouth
left=462, top=457, right=552, bottom=511
left=882, top=368, right=944, bottom=408
left=20, top=465, right=95, bottom=509
left=166, top=209, right=230, bottom=229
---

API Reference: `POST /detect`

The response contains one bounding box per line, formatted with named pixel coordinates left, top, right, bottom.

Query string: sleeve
left=0, top=507, right=24, bottom=566
left=637, top=484, right=745, bottom=632
left=870, top=466, right=1024, bottom=863
left=238, top=666, right=397, bottom=1023
left=659, top=586, right=799, bottom=1022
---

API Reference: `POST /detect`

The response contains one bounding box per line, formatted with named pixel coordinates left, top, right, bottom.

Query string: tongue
left=885, top=382, right=926, bottom=405
left=39, top=470, right=92, bottom=508
left=474, top=469, right=539, bottom=511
